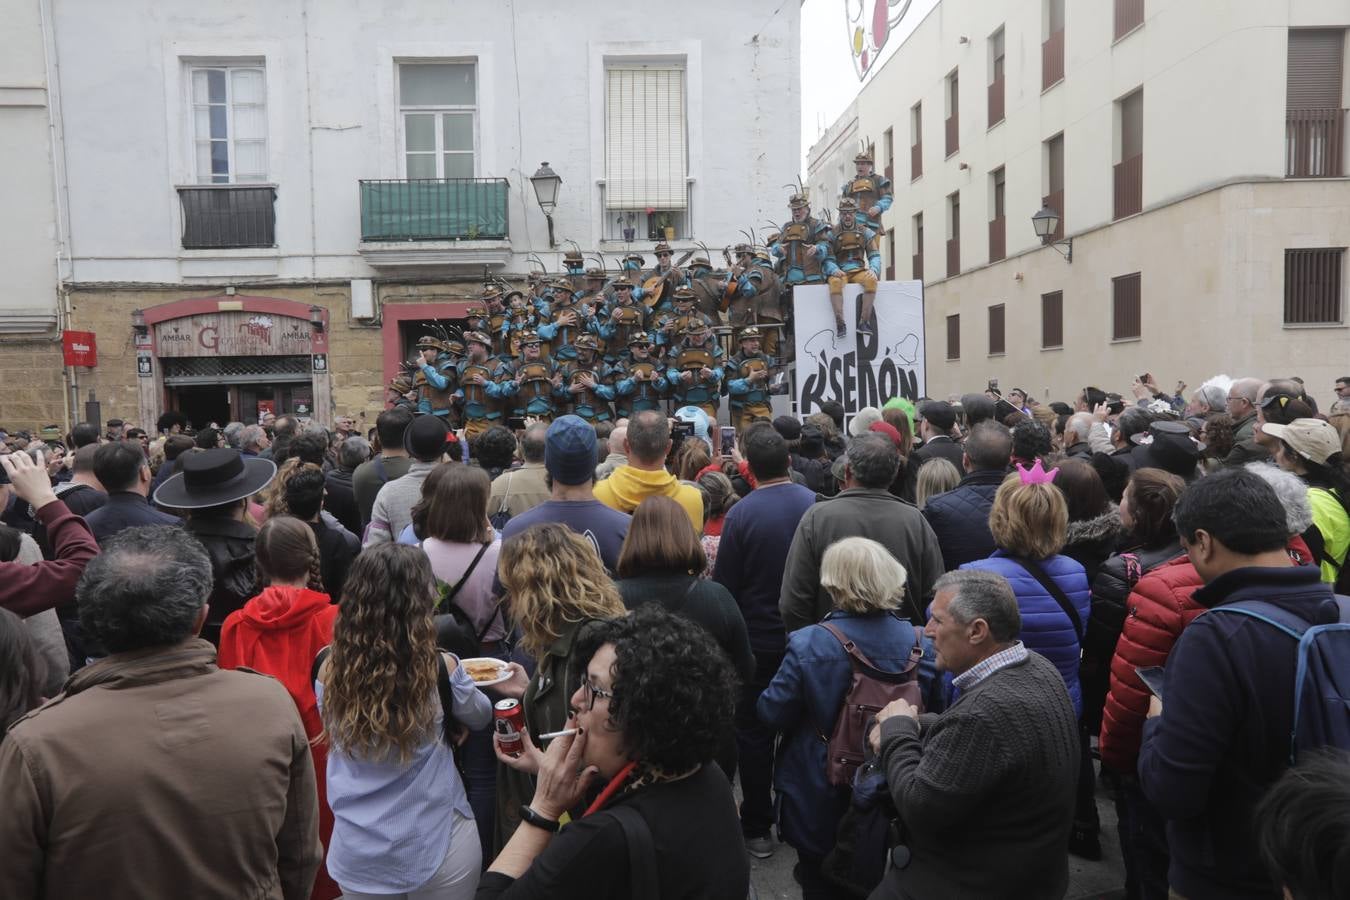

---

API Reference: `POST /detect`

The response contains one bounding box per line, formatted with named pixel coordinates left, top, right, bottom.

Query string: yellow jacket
left=593, top=464, right=704, bottom=536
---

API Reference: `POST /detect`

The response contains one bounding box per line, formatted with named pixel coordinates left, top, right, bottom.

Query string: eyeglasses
left=577, top=675, right=614, bottom=711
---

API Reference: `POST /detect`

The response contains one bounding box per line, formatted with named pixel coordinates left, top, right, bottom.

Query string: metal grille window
left=162, top=355, right=310, bottom=384
left=946, top=314, right=960, bottom=360
left=1112, top=272, right=1142, bottom=340
left=605, top=63, right=688, bottom=213
left=988, top=304, right=1006, bottom=355
left=399, top=63, right=477, bottom=180
left=1286, top=30, right=1347, bottom=177
left=1285, top=248, right=1344, bottom=325
left=179, top=185, right=276, bottom=249
left=190, top=65, right=267, bottom=184
left=1042, top=290, right=1063, bottom=348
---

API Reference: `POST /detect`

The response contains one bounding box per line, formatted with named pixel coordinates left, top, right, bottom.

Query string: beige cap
left=1262, top=417, right=1343, bottom=465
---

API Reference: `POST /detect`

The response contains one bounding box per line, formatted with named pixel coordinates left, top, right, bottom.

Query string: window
left=1042, top=290, right=1063, bottom=348
left=946, top=314, right=961, bottom=360
left=946, top=192, right=961, bottom=277
left=886, top=228, right=896, bottom=280
left=988, top=28, right=1006, bottom=128
left=604, top=61, right=689, bottom=237
left=912, top=212, right=924, bottom=281
left=989, top=166, right=1006, bottom=262
left=910, top=102, right=923, bottom=180
left=1043, top=133, right=1065, bottom=240
left=883, top=127, right=895, bottom=181
left=1286, top=30, right=1347, bottom=178
left=190, top=64, right=267, bottom=183
left=1042, top=0, right=1065, bottom=90
left=1112, top=272, right=1142, bottom=341
left=399, top=62, right=477, bottom=179
left=988, top=304, right=1006, bottom=355
left=1285, top=248, right=1344, bottom=324
left=1114, top=0, right=1144, bottom=41
left=945, top=69, right=960, bottom=157
left=1114, top=89, right=1144, bottom=219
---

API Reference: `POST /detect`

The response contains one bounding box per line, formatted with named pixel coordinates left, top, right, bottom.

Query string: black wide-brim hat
left=1130, top=421, right=1205, bottom=480
left=153, top=448, right=277, bottom=510
left=404, top=414, right=452, bottom=462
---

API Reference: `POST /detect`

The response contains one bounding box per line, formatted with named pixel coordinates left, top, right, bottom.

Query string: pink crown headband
left=1016, top=459, right=1059, bottom=485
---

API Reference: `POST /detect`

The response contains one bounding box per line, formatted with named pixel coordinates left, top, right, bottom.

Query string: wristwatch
left=518, top=804, right=561, bottom=833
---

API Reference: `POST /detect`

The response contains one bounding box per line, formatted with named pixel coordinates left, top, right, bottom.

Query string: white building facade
left=811, top=0, right=1350, bottom=404
left=6, top=0, right=800, bottom=429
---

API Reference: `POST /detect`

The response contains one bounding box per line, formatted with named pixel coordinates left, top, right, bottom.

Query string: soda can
left=494, top=698, right=525, bottom=755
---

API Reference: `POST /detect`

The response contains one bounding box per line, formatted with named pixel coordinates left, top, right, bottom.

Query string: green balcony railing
left=359, top=177, right=509, bottom=242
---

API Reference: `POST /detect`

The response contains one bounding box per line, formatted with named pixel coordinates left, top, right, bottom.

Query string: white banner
left=792, top=281, right=925, bottom=420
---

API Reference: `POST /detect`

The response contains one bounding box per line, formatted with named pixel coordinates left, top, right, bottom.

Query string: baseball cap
left=545, top=415, right=598, bottom=485
left=1262, top=418, right=1342, bottom=466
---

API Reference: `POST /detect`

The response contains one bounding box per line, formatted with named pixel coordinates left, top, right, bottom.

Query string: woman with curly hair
left=479, top=605, right=751, bottom=899
left=219, top=515, right=340, bottom=899
left=492, top=523, right=625, bottom=852
left=1200, top=412, right=1235, bottom=472
left=316, top=543, right=492, bottom=899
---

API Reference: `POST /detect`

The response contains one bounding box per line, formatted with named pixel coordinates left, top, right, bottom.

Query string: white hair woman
left=757, top=537, right=945, bottom=895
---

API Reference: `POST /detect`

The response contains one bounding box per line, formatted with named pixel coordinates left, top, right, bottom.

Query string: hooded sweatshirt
left=219, top=585, right=340, bottom=900
left=593, top=464, right=704, bottom=535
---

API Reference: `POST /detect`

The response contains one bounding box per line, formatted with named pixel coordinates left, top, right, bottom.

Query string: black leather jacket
left=184, top=515, right=258, bottom=645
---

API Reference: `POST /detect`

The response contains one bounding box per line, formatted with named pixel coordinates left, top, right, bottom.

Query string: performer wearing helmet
left=828, top=197, right=883, bottom=335
left=597, top=276, right=648, bottom=362
left=641, top=241, right=688, bottom=312
left=454, top=331, right=502, bottom=440
left=612, top=332, right=668, bottom=418
left=492, top=330, right=564, bottom=421
left=667, top=319, right=724, bottom=420
left=841, top=149, right=892, bottom=231
left=559, top=334, right=615, bottom=423
left=412, top=335, right=460, bottom=425
left=537, top=281, right=600, bottom=362
left=772, top=193, right=836, bottom=336
left=724, top=327, right=777, bottom=432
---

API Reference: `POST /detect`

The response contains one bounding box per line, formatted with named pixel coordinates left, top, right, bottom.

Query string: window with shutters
left=988, top=304, right=1006, bottom=356
left=1114, top=89, right=1143, bottom=219
left=989, top=167, right=1006, bottom=263
left=988, top=28, right=1006, bottom=128
left=190, top=64, right=267, bottom=183
left=946, top=192, right=961, bottom=277
left=947, top=314, right=960, bottom=360
left=1043, top=133, right=1065, bottom=240
left=1042, top=0, right=1065, bottom=91
left=1112, top=272, right=1142, bottom=341
left=945, top=69, right=960, bottom=157
left=1284, top=248, right=1345, bottom=325
left=1041, top=290, right=1063, bottom=348
left=1114, top=0, right=1144, bottom=42
left=1286, top=30, right=1347, bottom=178
left=886, top=228, right=896, bottom=280
left=910, top=102, right=923, bottom=180
left=398, top=63, right=477, bottom=180
left=604, top=61, right=690, bottom=238
left=912, top=212, right=924, bottom=281
left=883, top=127, right=895, bottom=181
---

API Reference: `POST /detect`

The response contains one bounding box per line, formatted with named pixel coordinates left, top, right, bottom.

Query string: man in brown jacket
left=0, top=525, right=322, bottom=900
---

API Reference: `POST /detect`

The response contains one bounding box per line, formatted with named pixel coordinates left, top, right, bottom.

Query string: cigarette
left=536, top=728, right=578, bottom=741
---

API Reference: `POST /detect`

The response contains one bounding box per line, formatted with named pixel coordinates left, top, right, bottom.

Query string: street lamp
left=309, top=304, right=325, bottom=333
left=1031, top=204, right=1073, bottom=263
left=131, top=308, right=148, bottom=338
left=529, top=162, right=562, bottom=248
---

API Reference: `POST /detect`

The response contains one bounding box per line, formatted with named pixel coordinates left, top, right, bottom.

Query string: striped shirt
left=952, top=640, right=1029, bottom=692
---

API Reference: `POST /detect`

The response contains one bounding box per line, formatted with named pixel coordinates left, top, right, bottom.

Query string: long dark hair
left=0, top=608, right=45, bottom=738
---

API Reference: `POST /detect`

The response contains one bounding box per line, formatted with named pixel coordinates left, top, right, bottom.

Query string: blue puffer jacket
left=921, top=469, right=1007, bottom=571
left=961, top=551, right=1091, bottom=716
left=757, top=610, right=944, bottom=858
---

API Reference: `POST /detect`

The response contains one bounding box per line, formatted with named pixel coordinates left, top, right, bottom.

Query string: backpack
left=1210, top=596, right=1350, bottom=763
left=821, top=620, right=926, bottom=788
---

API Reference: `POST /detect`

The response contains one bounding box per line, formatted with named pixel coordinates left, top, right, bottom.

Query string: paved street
left=743, top=778, right=1127, bottom=899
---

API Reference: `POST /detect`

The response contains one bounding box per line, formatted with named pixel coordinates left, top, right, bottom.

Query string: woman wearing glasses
left=480, top=605, right=750, bottom=899
left=490, top=523, right=626, bottom=853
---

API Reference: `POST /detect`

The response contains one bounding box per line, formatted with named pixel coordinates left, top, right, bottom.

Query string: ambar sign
left=156, top=312, right=313, bottom=358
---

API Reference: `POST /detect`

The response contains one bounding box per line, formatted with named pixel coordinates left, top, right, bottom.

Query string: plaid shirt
left=952, top=641, right=1029, bottom=692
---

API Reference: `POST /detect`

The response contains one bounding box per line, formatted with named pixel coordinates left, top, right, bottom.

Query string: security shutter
left=605, top=65, right=688, bottom=209
left=1288, top=30, right=1345, bottom=109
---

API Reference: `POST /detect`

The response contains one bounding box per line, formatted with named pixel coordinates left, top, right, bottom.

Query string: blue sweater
left=713, top=482, right=817, bottom=653
left=1138, top=565, right=1338, bottom=900
left=757, top=610, right=944, bottom=858
left=961, top=551, right=1090, bottom=716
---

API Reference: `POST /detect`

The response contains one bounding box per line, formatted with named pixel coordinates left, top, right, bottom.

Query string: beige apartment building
left=809, top=0, right=1350, bottom=406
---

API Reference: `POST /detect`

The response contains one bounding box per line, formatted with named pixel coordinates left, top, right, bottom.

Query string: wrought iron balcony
left=178, top=184, right=276, bottom=250
left=359, top=178, right=509, bottom=242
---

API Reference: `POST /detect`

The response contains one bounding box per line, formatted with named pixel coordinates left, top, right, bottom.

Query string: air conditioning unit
left=350, top=279, right=375, bottom=320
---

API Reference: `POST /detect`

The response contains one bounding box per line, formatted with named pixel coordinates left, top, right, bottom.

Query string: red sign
left=62, top=331, right=98, bottom=367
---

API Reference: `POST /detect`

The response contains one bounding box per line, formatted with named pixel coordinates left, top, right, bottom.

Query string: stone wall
left=0, top=335, right=67, bottom=431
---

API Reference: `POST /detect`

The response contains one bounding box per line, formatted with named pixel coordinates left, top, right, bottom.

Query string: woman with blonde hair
left=758, top=537, right=943, bottom=895
left=914, top=456, right=961, bottom=510
left=961, top=463, right=1090, bottom=715
left=492, top=523, right=625, bottom=851
left=316, top=543, right=492, bottom=899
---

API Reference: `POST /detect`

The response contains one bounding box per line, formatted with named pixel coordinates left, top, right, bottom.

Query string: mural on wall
left=846, top=0, right=913, bottom=80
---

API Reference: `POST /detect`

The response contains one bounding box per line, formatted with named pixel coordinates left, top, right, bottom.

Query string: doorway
left=172, top=386, right=232, bottom=430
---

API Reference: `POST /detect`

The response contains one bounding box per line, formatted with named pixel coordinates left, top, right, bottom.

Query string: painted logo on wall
left=847, top=0, right=913, bottom=80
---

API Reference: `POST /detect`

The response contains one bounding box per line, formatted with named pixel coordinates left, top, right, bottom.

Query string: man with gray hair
left=222, top=421, right=245, bottom=450
left=238, top=424, right=270, bottom=457
left=867, top=568, right=1079, bottom=900
left=1062, top=412, right=1095, bottom=460
left=0, top=526, right=322, bottom=899
left=324, top=435, right=370, bottom=536
left=489, top=421, right=551, bottom=519
left=780, top=433, right=943, bottom=631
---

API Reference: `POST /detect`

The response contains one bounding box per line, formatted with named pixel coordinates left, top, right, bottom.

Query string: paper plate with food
left=460, top=657, right=511, bottom=686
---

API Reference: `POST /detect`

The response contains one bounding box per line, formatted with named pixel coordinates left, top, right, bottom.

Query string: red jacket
left=0, top=500, right=98, bottom=617
left=219, top=586, right=339, bottom=900
left=1098, top=556, right=1205, bottom=775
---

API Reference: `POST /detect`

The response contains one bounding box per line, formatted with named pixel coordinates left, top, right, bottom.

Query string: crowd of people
left=1, top=368, right=1349, bottom=900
